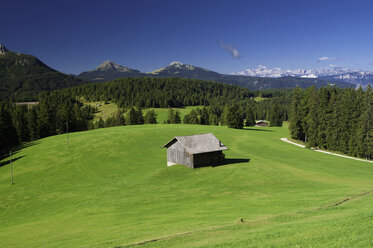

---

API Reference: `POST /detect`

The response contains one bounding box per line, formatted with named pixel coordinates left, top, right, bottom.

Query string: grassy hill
left=0, top=124, right=372, bottom=247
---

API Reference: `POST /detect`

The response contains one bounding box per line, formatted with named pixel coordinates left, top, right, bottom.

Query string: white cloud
left=317, top=56, right=336, bottom=63
left=220, top=41, right=241, bottom=59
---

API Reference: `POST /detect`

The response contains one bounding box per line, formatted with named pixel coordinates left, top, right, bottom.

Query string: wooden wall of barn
left=167, top=141, right=193, bottom=168
left=193, top=151, right=224, bottom=168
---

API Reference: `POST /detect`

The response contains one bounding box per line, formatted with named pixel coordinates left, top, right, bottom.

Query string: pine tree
left=126, top=107, right=138, bottom=125
left=209, top=114, right=219, bottom=125
left=114, top=110, right=125, bottom=126
left=245, top=105, right=256, bottom=127
left=200, top=107, right=209, bottom=125
left=226, top=101, right=243, bottom=129
left=174, top=110, right=181, bottom=124
left=136, top=108, right=144, bottom=125
left=289, top=87, right=304, bottom=140
left=357, top=85, right=373, bottom=159
left=0, top=104, right=18, bottom=150
left=167, top=109, right=175, bottom=124
left=26, top=107, right=39, bottom=141
left=144, top=110, right=157, bottom=124
left=270, top=103, right=282, bottom=127
left=13, top=105, right=29, bottom=142
left=306, top=86, right=318, bottom=147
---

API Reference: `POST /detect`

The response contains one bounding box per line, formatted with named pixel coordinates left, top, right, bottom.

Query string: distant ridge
left=77, top=60, right=354, bottom=90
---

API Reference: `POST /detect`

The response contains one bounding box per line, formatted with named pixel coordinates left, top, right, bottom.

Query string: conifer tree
left=144, top=110, right=157, bottom=124
left=289, top=87, right=304, bottom=140
left=245, top=105, right=256, bottom=127
left=306, top=86, right=318, bottom=147
left=167, top=109, right=175, bottom=124
left=270, top=103, right=282, bottom=127
left=226, top=101, right=243, bottom=129
left=200, top=107, right=209, bottom=125
left=174, top=110, right=181, bottom=124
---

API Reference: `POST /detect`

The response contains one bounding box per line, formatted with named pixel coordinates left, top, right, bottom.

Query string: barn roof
left=162, top=133, right=228, bottom=155
left=256, top=120, right=268, bottom=124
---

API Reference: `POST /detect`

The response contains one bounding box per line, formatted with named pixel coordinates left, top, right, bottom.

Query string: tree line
left=1, top=77, right=291, bottom=152
left=0, top=92, right=95, bottom=151
left=289, top=85, right=372, bottom=160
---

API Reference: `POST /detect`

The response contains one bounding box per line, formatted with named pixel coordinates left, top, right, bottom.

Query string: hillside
left=0, top=124, right=372, bottom=247
left=0, top=45, right=88, bottom=101
left=78, top=61, right=354, bottom=89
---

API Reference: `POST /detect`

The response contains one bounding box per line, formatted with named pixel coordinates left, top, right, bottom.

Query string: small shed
left=162, top=133, right=228, bottom=168
left=255, top=120, right=269, bottom=127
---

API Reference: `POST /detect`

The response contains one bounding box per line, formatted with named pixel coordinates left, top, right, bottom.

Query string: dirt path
left=281, top=138, right=373, bottom=164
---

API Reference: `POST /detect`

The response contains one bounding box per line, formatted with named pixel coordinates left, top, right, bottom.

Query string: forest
left=0, top=77, right=290, bottom=151
left=289, top=85, right=372, bottom=159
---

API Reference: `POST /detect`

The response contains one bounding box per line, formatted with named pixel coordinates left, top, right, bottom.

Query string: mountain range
left=78, top=61, right=354, bottom=89
left=0, top=44, right=358, bottom=101
left=235, top=65, right=373, bottom=87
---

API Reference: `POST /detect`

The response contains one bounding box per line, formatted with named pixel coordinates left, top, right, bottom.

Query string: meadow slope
left=0, top=124, right=372, bottom=247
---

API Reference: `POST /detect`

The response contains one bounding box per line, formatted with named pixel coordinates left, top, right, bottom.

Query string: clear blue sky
left=2, top=0, right=373, bottom=74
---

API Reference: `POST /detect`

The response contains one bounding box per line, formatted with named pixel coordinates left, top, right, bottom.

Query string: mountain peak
left=0, top=44, right=9, bottom=54
left=169, top=61, right=183, bottom=66
left=96, top=60, right=119, bottom=70
left=94, top=60, right=135, bottom=72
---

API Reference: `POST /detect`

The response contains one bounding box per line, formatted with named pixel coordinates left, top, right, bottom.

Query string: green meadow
left=0, top=124, right=372, bottom=247
left=83, top=99, right=200, bottom=123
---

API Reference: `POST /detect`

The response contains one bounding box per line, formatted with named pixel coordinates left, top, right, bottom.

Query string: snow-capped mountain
left=235, top=65, right=373, bottom=86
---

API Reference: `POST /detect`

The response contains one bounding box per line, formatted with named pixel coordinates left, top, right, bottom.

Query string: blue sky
left=2, top=0, right=373, bottom=74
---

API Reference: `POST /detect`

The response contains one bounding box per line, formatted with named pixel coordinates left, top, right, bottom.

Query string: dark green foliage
left=144, top=110, right=157, bottom=124
left=289, top=87, right=304, bottom=140
left=95, top=117, right=105, bottom=129
left=225, top=101, right=244, bottom=129
left=13, top=104, right=29, bottom=142
left=200, top=107, right=209, bottom=125
left=183, top=110, right=199, bottom=124
left=126, top=107, right=138, bottom=125
left=245, top=105, right=256, bottom=127
left=289, top=85, right=373, bottom=159
left=57, top=77, right=255, bottom=108
left=174, top=110, right=181, bottom=124
left=209, top=114, right=219, bottom=125
left=0, top=51, right=88, bottom=101
left=125, top=107, right=144, bottom=125
left=0, top=104, right=18, bottom=150
left=167, top=109, right=175, bottom=124
left=0, top=92, right=95, bottom=152
left=166, top=108, right=181, bottom=124
left=270, top=103, right=283, bottom=127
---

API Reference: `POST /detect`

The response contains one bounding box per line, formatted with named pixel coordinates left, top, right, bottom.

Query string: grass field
left=84, top=100, right=120, bottom=121
left=143, top=106, right=202, bottom=124
left=0, top=124, right=372, bottom=247
left=82, top=99, right=200, bottom=123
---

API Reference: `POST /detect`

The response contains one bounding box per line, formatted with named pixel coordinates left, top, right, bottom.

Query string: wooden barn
left=255, top=120, right=269, bottom=127
left=162, top=133, right=228, bottom=168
